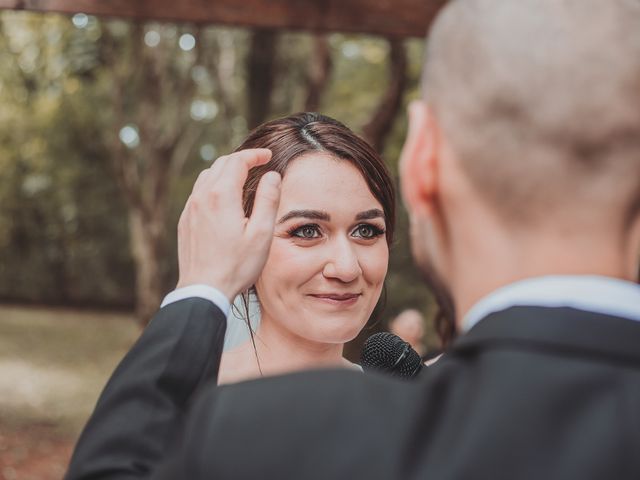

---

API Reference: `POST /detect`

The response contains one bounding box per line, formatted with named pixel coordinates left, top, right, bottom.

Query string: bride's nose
left=321, top=237, right=362, bottom=283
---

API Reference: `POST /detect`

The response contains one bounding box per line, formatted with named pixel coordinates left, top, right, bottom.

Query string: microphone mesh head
left=360, top=332, right=423, bottom=379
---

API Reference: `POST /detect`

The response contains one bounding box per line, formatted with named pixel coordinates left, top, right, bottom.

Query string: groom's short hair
left=424, top=0, right=640, bottom=231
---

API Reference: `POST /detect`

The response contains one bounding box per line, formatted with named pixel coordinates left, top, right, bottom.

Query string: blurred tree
left=304, top=34, right=332, bottom=112
left=362, top=38, right=407, bottom=152
left=0, top=14, right=134, bottom=307
left=94, top=22, right=214, bottom=322
left=247, top=29, right=277, bottom=129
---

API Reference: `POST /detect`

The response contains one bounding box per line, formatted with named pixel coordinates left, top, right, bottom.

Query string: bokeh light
left=144, top=30, right=161, bottom=48
left=190, top=99, right=218, bottom=122
left=341, top=41, right=360, bottom=59
left=200, top=144, right=217, bottom=162
left=119, top=124, right=140, bottom=149
left=179, top=33, right=196, bottom=52
left=72, top=13, right=89, bottom=29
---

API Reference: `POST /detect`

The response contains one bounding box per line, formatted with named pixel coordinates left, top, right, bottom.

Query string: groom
left=67, top=0, right=640, bottom=478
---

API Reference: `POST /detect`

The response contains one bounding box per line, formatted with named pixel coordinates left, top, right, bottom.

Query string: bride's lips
left=308, top=293, right=361, bottom=306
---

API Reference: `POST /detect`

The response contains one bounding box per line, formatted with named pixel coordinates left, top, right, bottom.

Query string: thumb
left=247, top=171, right=282, bottom=238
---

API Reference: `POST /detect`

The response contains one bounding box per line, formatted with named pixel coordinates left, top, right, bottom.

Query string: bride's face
left=254, top=153, right=389, bottom=345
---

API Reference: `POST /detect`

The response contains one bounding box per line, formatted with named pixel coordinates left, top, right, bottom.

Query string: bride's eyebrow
left=355, top=209, right=385, bottom=221
left=277, top=210, right=330, bottom=224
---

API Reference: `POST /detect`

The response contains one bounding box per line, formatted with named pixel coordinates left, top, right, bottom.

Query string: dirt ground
left=0, top=424, right=74, bottom=480
left=0, top=304, right=140, bottom=480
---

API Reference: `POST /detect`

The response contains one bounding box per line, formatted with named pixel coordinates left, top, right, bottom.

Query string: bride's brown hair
left=237, top=112, right=395, bottom=245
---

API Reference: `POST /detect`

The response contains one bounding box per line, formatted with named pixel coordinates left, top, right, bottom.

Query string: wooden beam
left=0, top=0, right=447, bottom=37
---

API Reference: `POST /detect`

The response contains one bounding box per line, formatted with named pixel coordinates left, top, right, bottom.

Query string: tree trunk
left=304, top=34, right=332, bottom=112
left=128, top=207, right=165, bottom=324
left=247, top=29, right=278, bottom=129
left=362, top=38, right=407, bottom=152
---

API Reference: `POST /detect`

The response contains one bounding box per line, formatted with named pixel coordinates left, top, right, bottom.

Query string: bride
left=188, top=112, right=396, bottom=384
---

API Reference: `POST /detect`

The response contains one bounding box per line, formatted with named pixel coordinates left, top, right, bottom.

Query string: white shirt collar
left=463, top=275, right=640, bottom=332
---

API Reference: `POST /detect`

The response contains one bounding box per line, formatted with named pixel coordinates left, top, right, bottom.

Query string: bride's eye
left=352, top=224, right=385, bottom=239
left=289, top=224, right=322, bottom=239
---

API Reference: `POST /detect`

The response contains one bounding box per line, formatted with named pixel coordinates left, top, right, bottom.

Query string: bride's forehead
left=282, top=154, right=366, bottom=189
left=277, top=156, right=382, bottom=214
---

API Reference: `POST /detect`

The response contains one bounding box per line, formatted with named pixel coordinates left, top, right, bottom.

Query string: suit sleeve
left=65, top=298, right=227, bottom=480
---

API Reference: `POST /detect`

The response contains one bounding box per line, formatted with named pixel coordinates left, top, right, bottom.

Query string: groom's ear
left=399, top=101, right=441, bottom=218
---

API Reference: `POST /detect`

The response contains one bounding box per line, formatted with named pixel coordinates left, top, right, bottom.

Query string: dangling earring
left=224, top=290, right=261, bottom=351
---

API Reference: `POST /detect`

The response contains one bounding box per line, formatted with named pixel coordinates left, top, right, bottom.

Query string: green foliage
left=0, top=13, right=133, bottom=306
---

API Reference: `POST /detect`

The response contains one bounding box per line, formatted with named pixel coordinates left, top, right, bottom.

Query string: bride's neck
left=218, top=313, right=353, bottom=386
left=254, top=315, right=346, bottom=374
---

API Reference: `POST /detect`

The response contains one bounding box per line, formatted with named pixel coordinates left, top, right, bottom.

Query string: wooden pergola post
left=0, top=0, right=447, bottom=37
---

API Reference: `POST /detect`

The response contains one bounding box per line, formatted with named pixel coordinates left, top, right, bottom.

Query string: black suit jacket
left=66, top=299, right=227, bottom=479
left=67, top=298, right=640, bottom=479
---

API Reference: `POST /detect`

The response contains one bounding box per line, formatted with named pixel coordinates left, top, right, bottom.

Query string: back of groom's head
left=423, top=0, right=640, bottom=231
left=399, top=0, right=640, bottom=327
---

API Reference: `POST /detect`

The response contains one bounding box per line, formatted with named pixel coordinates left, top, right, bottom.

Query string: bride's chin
left=311, top=324, right=365, bottom=345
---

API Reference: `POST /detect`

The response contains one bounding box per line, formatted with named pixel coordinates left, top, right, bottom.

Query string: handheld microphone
left=360, top=332, right=424, bottom=379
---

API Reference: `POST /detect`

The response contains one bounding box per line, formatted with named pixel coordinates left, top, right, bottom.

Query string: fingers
left=223, top=148, right=272, bottom=193
left=191, top=148, right=272, bottom=198
left=175, top=149, right=277, bottom=297
left=227, top=148, right=273, bottom=171
left=185, top=147, right=277, bottom=228
left=191, top=154, right=229, bottom=194
left=247, top=171, right=282, bottom=239
left=210, top=149, right=274, bottom=213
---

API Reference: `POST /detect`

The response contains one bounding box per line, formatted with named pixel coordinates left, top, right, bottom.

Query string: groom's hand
left=176, top=148, right=281, bottom=301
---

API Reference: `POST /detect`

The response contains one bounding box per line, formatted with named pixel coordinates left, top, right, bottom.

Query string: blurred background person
left=388, top=308, right=443, bottom=364
left=388, top=308, right=426, bottom=357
